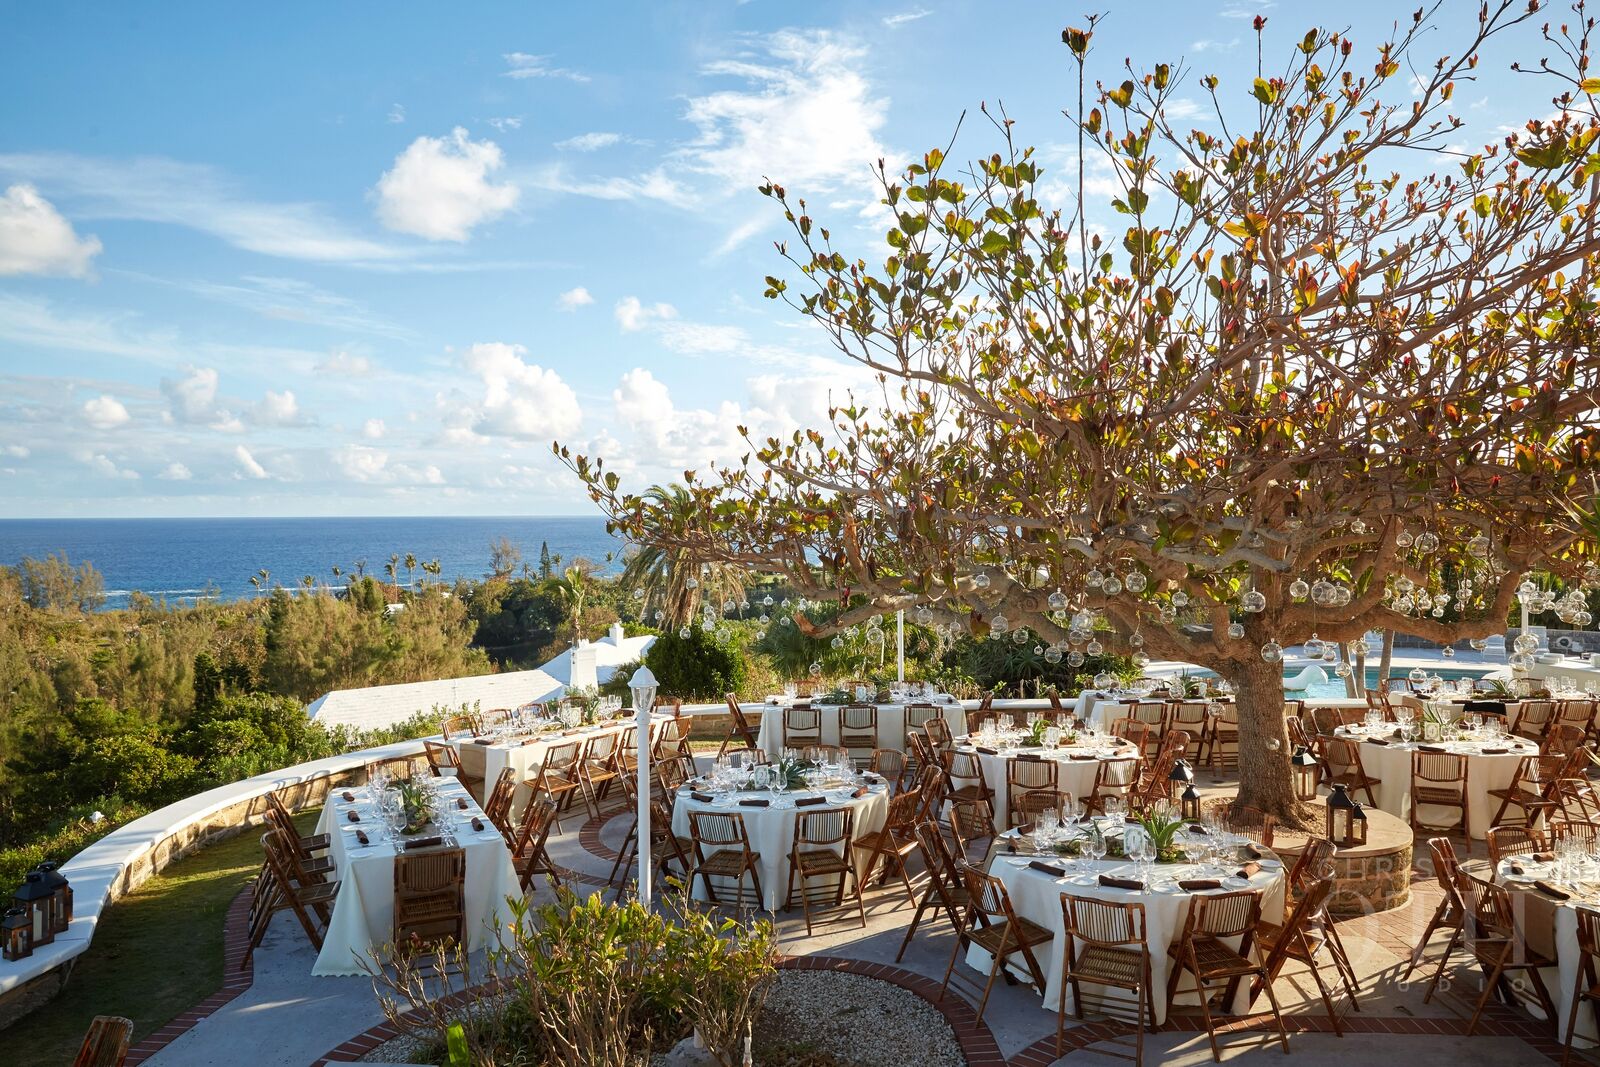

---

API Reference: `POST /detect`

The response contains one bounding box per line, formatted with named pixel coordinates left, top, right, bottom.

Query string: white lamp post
left=628, top=665, right=659, bottom=907
left=896, top=609, right=906, bottom=683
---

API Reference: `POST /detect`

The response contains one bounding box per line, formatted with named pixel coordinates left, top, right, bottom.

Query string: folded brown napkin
left=1004, top=839, right=1019, bottom=854
left=1179, top=879, right=1222, bottom=891
left=795, top=796, right=826, bottom=807
left=1235, top=862, right=1261, bottom=879
left=354, top=829, right=369, bottom=845
left=975, top=746, right=1000, bottom=755
left=739, top=798, right=771, bottom=808
left=341, top=790, right=355, bottom=802
left=472, top=738, right=493, bottom=745
left=1017, top=752, right=1044, bottom=761
left=850, top=786, right=869, bottom=798
left=519, top=737, right=539, bottom=746
left=1535, top=880, right=1572, bottom=901
left=1099, top=874, right=1145, bottom=890
left=1365, top=737, right=1390, bottom=746
left=1534, top=852, right=1557, bottom=863
left=1417, top=744, right=1448, bottom=753
left=1243, top=844, right=1265, bottom=860
left=1187, top=824, right=1208, bottom=835
left=456, top=797, right=470, bottom=810
left=689, top=791, right=714, bottom=803
left=1068, top=754, right=1096, bottom=761
left=346, top=810, right=360, bottom=823
left=1029, top=860, right=1068, bottom=877
left=404, top=836, right=443, bottom=850
left=1480, top=747, right=1509, bottom=755
left=471, top=817, right=485, bottom=832
left=1510, top=864, right=1527, bottom=876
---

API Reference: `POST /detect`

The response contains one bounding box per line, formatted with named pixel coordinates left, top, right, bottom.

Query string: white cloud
left=530, top=164, right=695, bottom=209
left=502, top=53, right=589, bottom=83
left=558, top=286, right=594, bottom=311
left=158, top=461, right=192, bottom=481
left=80, top=451, right=138, bottom=480
left=388, top=103, right=407, bottom=124
left=316, top=349, right=374, bottom=376
left=374, top=128, right=520, bottom=241
left=334, top=445, right=390, bottom=482
left=486, top=116, right=523, bottom=132
left=1219, top=0, right=1273, bottom=17
left=161, top=366, right=220, bottom=423
left=82, top=394, right=130, bottom=429
left=0, top=183, right=102, bottom=277
left=362, top=418, right=386, bottom=439
left=254, top=389, right=303, bottom=426
left=556, top=132, right=622, bottom=152
left=1191, top=38, right=1240, bottom=53
left=233, top=445, right=269, bottom=479
left=2, top=445, right=30, bottom=458
left=882, top=9, right=932, bottom=27
left=679, top=31, right=889, bottom=202
left=614, top=296, right=745, bottom=355
left=458, top=341, right=582, bottom=440
left=615, top=296, right=677, bottom=332
left=0, top=152, right=407, bottom=263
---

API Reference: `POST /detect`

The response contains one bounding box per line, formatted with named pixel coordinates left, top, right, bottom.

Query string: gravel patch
left=753, top=969, right=966, bottom=1067
left=358, top=1031, right=437, bottom=1063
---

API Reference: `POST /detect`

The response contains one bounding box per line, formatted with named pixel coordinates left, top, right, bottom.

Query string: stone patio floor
left=136, top=771, right=1581, bottom=1067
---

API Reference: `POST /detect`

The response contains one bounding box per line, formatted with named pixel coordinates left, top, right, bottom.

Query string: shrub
left=367, top=888, right=777, bottom=1067
left=78, top=733, right=198, bottom=805
left=644, top=626, right=747, bottom=700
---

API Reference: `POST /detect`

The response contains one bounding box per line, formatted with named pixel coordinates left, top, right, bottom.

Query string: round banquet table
left=1332, top=724, right=1532, bottom=840
left=978, top=830, right=1288, bottom=1023
left=753, top=699, right=967, bottom=758
left=955, top=739, right=1145, bottom=832
left=669, top=783, right=891, bottom=911
left=1495, top=856, right=1600, bottom=1046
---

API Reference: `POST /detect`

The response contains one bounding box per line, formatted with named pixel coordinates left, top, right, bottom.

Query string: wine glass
left=1083, top=828, right=1107, bottom=882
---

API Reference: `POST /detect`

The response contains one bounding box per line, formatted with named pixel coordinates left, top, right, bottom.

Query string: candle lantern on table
left=1325, top=783, right=1367, bottom=847
left=1169, top=759, right=1201, bottom=820
left=1291, top=746, right=1321, bottom=801
left=31, top=862, right=71, bottom=934
left=2, top=907, right=31, bottom=961
left=12, top=871, right=55, bottom=948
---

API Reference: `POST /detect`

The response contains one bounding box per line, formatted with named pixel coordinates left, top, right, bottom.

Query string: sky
left=0, top=0, right=1575, bottom=518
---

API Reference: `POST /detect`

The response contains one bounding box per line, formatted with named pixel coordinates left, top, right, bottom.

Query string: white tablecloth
left=1334, top=727, right=1531, bottom=840
left=753, top=701, right=967, bottom=758
left=669, top=785, right=891, bottom=910
left=957, top=743, right=1143, bottom=831
left=453, top=714, right=672, bottom=813
left=311, top=777, right=521, bottom=976
left=980, top=844, right=1287, bottom=1023
left=1494, top=859, right=1595, bottom=1046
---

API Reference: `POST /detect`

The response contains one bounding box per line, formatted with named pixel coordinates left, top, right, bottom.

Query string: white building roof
left=306, top=668, right=565, bottom=732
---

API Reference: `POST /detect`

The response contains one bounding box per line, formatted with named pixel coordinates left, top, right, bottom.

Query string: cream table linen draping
left=753, top=700, right=967, bottom=758
left=1334, top=726, right=1532, bottom=840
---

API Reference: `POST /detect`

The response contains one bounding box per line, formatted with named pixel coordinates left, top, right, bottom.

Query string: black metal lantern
left=1325, top=783, right=1365, bottom=847
left=1291, top=746, right=1321, bottom=802
left=1169, top=759, right=1200, bottom=819
left=12, top=872, right=53, bottom=947
left=31, top=862, right=71, bottom=934
left=2, top=907, right=31, bottom=960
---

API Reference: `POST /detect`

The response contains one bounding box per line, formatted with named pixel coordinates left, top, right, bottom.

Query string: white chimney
left=608, top=621, right=625, bottom=646
left=569, top=642, right=599, bottom=691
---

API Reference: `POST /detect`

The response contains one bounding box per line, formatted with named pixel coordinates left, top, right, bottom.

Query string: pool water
left=1188, top=666, right=1493, bottom=701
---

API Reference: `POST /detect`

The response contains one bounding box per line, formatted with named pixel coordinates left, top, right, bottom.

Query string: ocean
left=0, top=516, right=624, bottom=610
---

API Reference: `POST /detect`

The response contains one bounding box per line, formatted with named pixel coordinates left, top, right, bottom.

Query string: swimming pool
left=1185, top=666, right=1494, bottom=701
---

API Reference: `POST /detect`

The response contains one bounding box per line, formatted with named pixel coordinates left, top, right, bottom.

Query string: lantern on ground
left=31, top=862, right=71, bottom=934
left=1291, top=746, right=1321, bottom=802
left=1169, top=759, right=1201, bottom=820
left=12, top=871, right=54, bottom=947
left=2, top=907, right=31, bottom=960
left=1325, top=784, right=1366, bottom=847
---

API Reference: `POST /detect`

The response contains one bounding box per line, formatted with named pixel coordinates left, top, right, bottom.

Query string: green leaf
left=1108, top=80, right=1135, bottom=109
left=980, top=231, right=1010, bottom=255
left=1583, top=78, right=1600, bottom=93
left=1251, top=78, right=1278, bottom=105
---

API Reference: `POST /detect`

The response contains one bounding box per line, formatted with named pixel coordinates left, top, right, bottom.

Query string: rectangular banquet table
left=1334, top=725, right=1531, bottom=840
left=955, top=741, right=1144, bottom=831
left=453, top=713, right=673, bottom=813
left=753, top=700, right=967, bottom=758
left=310, top=777, right=520, bottom=976
left=976, top=836, right=1287, bottom=1023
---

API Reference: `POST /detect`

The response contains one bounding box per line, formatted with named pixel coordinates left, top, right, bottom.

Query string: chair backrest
left=583, top=731, right=620, bottom=764
left=1574, top=906, right=1600, bottom=968
left=422, top=739, right=460, bottom=775
left=967, top=707, right=1000, bottom=732
left=1427, top=837, right=1465, bottom=910
left=724, top=694, right=760, bottom=748
left=884, top=788, right=922, bottom=831
left=688, top=810, right=750, bottom=850
left=1321, top=737, right=1367, bottom=778
left=784, top=705, right=822, bottom=733
left=961, top=864, right=1016, bottom=925
left=1285, top=714, right=1313, bottom=752
left=1006, top=756, right=1059, bottom=792
left=1110, top=718, right=1151, bottom=753
left=1160, top=729, right=1193, bottom=759
left=1134, top=702, right=1167, bottom=729
left=1544, top=723, right=1586, bottom=759
left=1412, top=750, right=1468, bottom=788
left=1513, top=700, right=1556, bottom=737
left=1288, top=836, right=1336, bottom=891
left=1260, top=876, right=1334, bottom=978
left=915, top=819, right=963, bottom=890
left=1168, top=701, right=1209, bottom=729
left=483, top=767, right=518, bottom=825
left=924, top=718, right=954, bottom=750
left=455, top=740, right=488, bottom=783
left=1486, top=824, right=1548, bottom=867
left=1213, top=702, right=1240, bottom=728
left=1551, top=820, right=1600, bottom=850
left=1189, top=888, right=1261, bottom=940
left=947, top=750, right=984, bottom=780
left=441, top=714, right=478, bottom=740
left=793, top=807, right=853, bottom=850
left=1457, top=871, right=1515, bottom=943
left=540, top=740, right=581, bottom=774
left=1555, top=700, right=1594, bottom=731
left=870, top=747, right=907, bottom=784
left=72, top=1015, right=133, bottom=1067
left=514, top=794, right=559, bottom=857
left=1094, top=757, right=1140, bottom=791
left=1061, top=893, right=1148, bottom=952
left=840, top=703, right=878, bottom=733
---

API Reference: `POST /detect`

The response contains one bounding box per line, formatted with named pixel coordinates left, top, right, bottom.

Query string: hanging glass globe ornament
left=1514, top=633, right=1539, bottom=654
left=1311, top=580, right=1338, bottom=606
left=1335, top=661, right=1353, bottom=678
left=779, top=615, right=793, bottom=628
left=1431, top=605, right=1446, bottom=618
left=1227, top=622, right=1245, bottom=639
left=723, top=599, right=736, bottom=614
left=1072, top=610, right=1096, bottom=631
left=1241, top=590, right=1267, bottom=613
left=1133, top=652, right=1150, bottom=667
left=1129, top=632, right=1144, bottom=648
left=702, top=618, right=716, bottom=632
left=1469, top=637, right=1487, bottom=651
left=990, top=614, right=1009, bottom=634
left=1012, top=629, right=1029, bottom=645
left=678, top=626, right=691, bottom=639
left=830, top=636, right=844, bottom=649
left=1441, top=645, right=1455, bottom=658
left=654, top=610, right=665, bottom=622
left=1051, top=609, right=1068, bottom=623
left=1303, top=634, right=1324, bottom=658
left=1510, top=652, right=1531, bottom=670
left=758, top=613, right=769, bottom=625
left=1323, top=646, right=1338, bottom=663
left=1415, top=531, right=1440, bottom=553
left=1092, top=671, right=1114, bottom=689
left=1033, top=644, right=1044, bottom=655
left=1260, top=640, right=1283, bottom=663
left=1044, top=646, right=1063, bottom=664
left=1159, top=606, right=1178, bottom=623
left=1085, top=568, right=1104, bottom=588
left=632, top=587, right=645, bottom=600
left=1102, top=576, right=1124, bottom=596
left=1048, top=590, right=1068, bottom=611
left=685, top=577, right=699, bottom=590
left=755, top=629, right=766, bottom=640
left=1394, top=576, right=1414, bottom=594
left=972, top=571, right=991, bottom=590
left=1395, top=528, right=1415, bottom=548
left=1393, top=595, right=1415, bottom=614
left=1086, top=639, right=1104, bottom=655
left=1124, top=571, right=1147, bottom=593
left=916, top=606, right=934, bottom=625
left=762, top=595, right=774, bottom=607
left=1335, top=585, right=1353, bottom=607
left=809, top=661, right=822, bottom=677
left=1068, top=650, right=1086, bottom=667
left=1289, top=578, right=1310, bottom=600
left=1171, top=591, right=1189, bottom=608
left=1467, top=534, right=1489, bottom=559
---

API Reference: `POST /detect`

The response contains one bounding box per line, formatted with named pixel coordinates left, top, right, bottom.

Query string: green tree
left=644, top=625, right=747, bottom=699
left=619, top=484, right=747, bottom=627
left=489, top=537, right=523, bottom=580
left=14, top=553, right=105, bottom=613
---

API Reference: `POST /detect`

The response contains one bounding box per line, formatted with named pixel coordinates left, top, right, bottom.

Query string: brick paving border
left=121, top=887, right=254, bottom=1065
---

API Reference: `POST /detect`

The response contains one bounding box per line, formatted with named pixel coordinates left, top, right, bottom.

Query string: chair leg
left=1421, top=923, right=1463, bottom=1004
left=1256, top=964, right=1292, bottom=1054
left=1402, top=897, right=1453, bottom=980
left=1322, top=917, right=1361, bottom=997
left=1466, top=951, right=1511, bottom=1035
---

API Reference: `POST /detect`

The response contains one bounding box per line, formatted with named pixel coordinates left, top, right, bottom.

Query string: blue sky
left=0, top=0, right=1570, bottom=517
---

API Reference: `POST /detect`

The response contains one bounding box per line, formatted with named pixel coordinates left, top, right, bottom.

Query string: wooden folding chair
left=1204, top=702, right=1241, bottom=774
left=1410, top=750, right=1470, bottom=843
left=576, top=731, right=624, bottom=820
left=782, top=704, right=822, bottom=748
left=1485, top=824, right=1548, bottom=869
left=838, top=703, right=880, bottom=767
left=852, top=788, right=924, bottom=906
left=897, top=821, right=971, bottom=961
left=939, top=865, right=1052, bottom=1022
left=1165, top=701, right=1209, bottom=744
left=1511, top=699, right=1557, bottom=742
left=453, top=739, right=489, bottom=803
left=1319, top=737, right=1380, bottom=806
left=924, top=716, right=955, bottom=753
left=441, top=713, right=480, bottom=740
left=482, top=768, right=518, bottom=838
left=1404, top=838, right=1466, bottom=985
left=72, top=1015, right=132, bottom=1067
left=1005, top=756, right=1061, bottom=830
left=421, top=739, right=462, bottom=780
left=1056, top=895, right=1157, bottom=1063
left=870, top=747, right=908, bottom=791
left=1082, top=757, right=1140, bottom=816
left=253, top=829, right=338, bottom=963
left=1488, top=751, right=1565, bottom=828
left=1455, top=872, right=1557, bottom=1035
left=392, top=846, right=465, bottom=956
left=718, top=693, right=762, bottom=759
left=531, top=740, right=583, bottom=821
left=786, top=807, right=865, bottom=934
left=1563, top=907, right=1600, bottom=1067
left=1166, top=889, right=1289, bottom=1061
left=686, top=811, right=764, bottom=909
left=944, top=749, right=997, bottom=832
left=1253, top=876, right=1349, bottom=1034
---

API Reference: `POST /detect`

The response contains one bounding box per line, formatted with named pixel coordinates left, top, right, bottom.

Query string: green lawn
left=20, top=809, right=319, bottom=1064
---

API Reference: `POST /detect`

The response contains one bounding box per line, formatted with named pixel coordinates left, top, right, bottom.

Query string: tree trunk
left=1378, top=629, right=1395, bottom=693
left=1338, top=642, right=1358, bottom=699
left=1227, top=656, right=1301, bottom=822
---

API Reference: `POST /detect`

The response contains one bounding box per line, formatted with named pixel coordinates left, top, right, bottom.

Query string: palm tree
left=620, top=483, right=747, bottom=627
left=553, top=564, right=592, bottom=644
left=422, top=559, right=442, bottom=585
left=403, top=552, right=418, bottom=589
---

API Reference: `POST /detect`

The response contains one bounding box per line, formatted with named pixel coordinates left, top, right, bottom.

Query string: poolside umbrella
left=628, top=665, right=659, bottom=907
